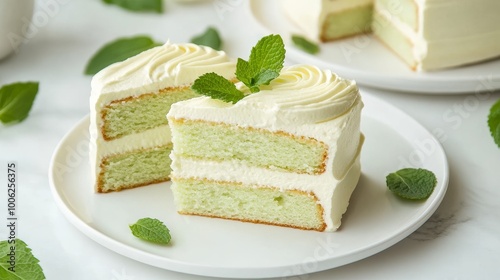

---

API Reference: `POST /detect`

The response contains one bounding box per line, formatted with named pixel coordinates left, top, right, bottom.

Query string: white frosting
left=280, top=0, right=373, bottom=41
left=168, top=65, right=363, bottom=231
left=89, top=42, right=236, bottom=191
left=375, top=0, right=500, bottom=71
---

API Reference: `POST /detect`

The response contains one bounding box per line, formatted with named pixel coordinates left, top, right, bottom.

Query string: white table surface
left=1, top=0, right=500, bottom=279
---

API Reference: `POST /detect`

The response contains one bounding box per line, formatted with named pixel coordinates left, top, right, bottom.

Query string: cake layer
left=98, top=145, right=172, bottom=193
left=322, top=4, right=373, bottom=41
left=101, top=87, right=198, bottom=140
left=172, top=177, right=326, bottom=231
left=169, top=118, right=328, bottom=174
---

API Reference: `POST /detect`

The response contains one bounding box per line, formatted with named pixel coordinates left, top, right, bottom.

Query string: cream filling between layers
left=89, top=42, right=236, bottom=190
left=281, top=0, right=373, bottom=41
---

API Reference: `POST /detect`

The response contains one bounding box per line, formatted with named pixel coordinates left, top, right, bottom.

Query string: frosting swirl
left=238, top=65, right=359, bottom=124
left=91, top=42, right=236, bottom=94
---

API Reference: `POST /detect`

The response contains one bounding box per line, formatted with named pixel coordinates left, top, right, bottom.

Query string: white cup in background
left=0, top=0, right=35, bottom=60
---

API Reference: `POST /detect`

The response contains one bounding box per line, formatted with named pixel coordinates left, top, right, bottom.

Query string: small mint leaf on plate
left=85, top=36, right=161, bottom=75
left=291, top=34, right=320, bottom=55
left=0, top=82, right=39, bottom=125
left=0, top=239, right=46, bottom=279
left=130, top=218, right=171, bottom=245
left=192, top=73, right=244, bottom=104
left=386, top=168, right=437, bottom=200
left=102, top=0, right=163, bottom=13
left=191, top=27, right=222, bottom=51
left=488, top=98, right=500, bottom=148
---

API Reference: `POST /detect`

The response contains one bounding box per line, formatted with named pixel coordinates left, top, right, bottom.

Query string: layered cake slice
left=281, top=0, right=374, bottom=41
left=168, top=65, right=363, bottom=232
left=89, top=43, right=235, bottom=193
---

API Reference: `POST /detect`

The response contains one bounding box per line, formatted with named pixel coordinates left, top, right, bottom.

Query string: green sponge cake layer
left=321, top=4, right=373, bottom=41
left=170, top=119, right=328, bottom=174
left=98, top=145, right=172, bottom=193
left=173, top=177, right=326, bottom=231
left=101, top=88, right=199, bottom=141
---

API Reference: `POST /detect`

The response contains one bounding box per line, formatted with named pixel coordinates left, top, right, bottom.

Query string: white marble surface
left=1, top=0, right=500, bottom=279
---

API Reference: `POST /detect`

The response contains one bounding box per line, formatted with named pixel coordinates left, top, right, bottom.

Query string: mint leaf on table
left=102, top=0, right=163, bottom=13
left=0, top=82, right=39, bottom=125
left=0, top=239, right=46, bottom=280
left=129, top=218, right=171, bottom=245
left=236, top=34, right=285, bottom=93
left=386, top=168, right=437, bottom=200
left=85, top=36, right=161, bottom=75
left=192, top=73, right=244, bottom=104
left=291, top=34, right=320, bottom=55
left=191, top=27, right=222, bottom=51
left=488, top=98, right=500, bottom=148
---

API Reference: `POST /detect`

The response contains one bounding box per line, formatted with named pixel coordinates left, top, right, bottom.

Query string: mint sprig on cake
left=191, top=34, right=285, bottom=103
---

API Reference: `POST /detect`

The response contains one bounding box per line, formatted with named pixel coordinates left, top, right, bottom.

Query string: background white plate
left=49, top=92, right=448, bottom=279
left=249, top=0, right=500, bottom=94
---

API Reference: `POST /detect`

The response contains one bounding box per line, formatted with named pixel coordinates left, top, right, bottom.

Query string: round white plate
left=249, top=0, right=500, bottom=94
left=49, top=92, right=448, bottom=279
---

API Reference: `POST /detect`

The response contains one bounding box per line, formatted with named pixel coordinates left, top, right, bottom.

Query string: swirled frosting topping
left=91, top=42, right=236, bottom=94
left=238, top=65, right=360, bottom=124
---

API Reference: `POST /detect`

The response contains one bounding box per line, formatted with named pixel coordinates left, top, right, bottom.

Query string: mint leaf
left=0, top=82, right=39, bottom=125
left=0, top=239, right=46, bottom=280
left=235, top=58, right=252, bottom=87
left=191, top=27, right=222, bottom=51
left=488, top=98, right=500, bottom=148
left=85, top=36, right=161, bottom=75
left=291, top=34, right=320, bottom=55
left=102, top=0, right=163, bottom=13
left=253, top=69, right=280, bottom=88
left=130, top=218, right=171, bottom=245
left=248, top=34, right=285, bottom=75
left=192, top=72, right=244, bottom=104
left=386, top=168, right=437, bottom=200
left=236, top=34, right=285, bottom=92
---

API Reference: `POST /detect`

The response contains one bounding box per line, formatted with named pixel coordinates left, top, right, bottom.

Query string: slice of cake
left=168, top=65, right=363, bottom=232
left=281, top=0, right=374, bottom=42
left=89, top=43, right=235, bottom=193
left=373, top=0, right=500, bottom=71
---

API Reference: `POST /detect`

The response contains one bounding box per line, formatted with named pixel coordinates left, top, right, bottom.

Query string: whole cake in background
left=281, top=0, right=500, bottom=71
left=89, top=43, right=235, bottom=193
left=168, top=65, right=364, bottom=232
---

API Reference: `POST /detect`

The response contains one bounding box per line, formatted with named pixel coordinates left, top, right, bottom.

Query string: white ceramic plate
left=49, top=92, right=448, bottom=279
left=249, top=0, right=500, bottom=94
